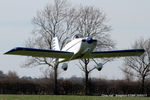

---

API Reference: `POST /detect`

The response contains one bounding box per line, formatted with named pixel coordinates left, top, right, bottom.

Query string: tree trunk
left=85, top=70, right=89, bottom=95
left=54, top=64, right=58, bottom=95
left=84, top=60, right=89, bottom=95
left=141, top=76, right=145, bottom=94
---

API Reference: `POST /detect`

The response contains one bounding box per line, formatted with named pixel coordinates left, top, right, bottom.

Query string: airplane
left=4, top=33, right=145, bottom=71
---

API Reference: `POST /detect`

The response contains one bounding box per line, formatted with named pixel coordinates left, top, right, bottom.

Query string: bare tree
left=23, top=0, right=78, bottom=94
left=0, top=70, right=6, bottom=79
left=122, top=38, right=150, bottom=94
left=121, top=66, right=134, bottom=82
left=76, top=7, right=115, bottom=95
left=7, top=71, right=19, bottom=81
left=23, top=0, right=115, bottom=95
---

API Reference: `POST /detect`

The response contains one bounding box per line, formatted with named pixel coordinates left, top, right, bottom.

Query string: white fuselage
left=59, top=37, right=97, bottom=62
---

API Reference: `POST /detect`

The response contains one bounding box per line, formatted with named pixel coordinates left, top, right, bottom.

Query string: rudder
left=52, top=35, right=60, bottom=63
left=52, top=35, right=60, bottom=51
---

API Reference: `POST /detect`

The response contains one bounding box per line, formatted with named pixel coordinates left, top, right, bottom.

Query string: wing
left=88, top=49, right=145, bottom=58
left=4, top=47, right=74, bottom=59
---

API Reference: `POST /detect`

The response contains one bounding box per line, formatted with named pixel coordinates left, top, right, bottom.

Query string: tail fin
left=52, top=35, right=60, bottom=51
left=52, top=35, right=60, bottom=63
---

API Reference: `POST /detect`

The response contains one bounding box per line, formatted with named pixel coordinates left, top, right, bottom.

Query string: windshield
left=66, top=33, right=84, bottom=44
left=71, top=33, right=83, bottom=40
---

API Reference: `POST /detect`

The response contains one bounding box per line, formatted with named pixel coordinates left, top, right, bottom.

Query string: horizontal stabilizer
left=88, top=49, right=145, bottom=58
left=4, top=47, right=74, bottom=59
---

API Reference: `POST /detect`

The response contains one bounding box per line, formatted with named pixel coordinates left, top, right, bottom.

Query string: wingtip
left=3, top=52, right=8, bottom=55
left=4, top=50, right=12, bottom=55
left=139, top=49, right=145, bottom=54
left=3, top=47, right=19, bottom=55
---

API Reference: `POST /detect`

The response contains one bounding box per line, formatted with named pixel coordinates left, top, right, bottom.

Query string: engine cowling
left=96, top=63, right=103, bottom=71
left=62, top=63, right=68, bottom=71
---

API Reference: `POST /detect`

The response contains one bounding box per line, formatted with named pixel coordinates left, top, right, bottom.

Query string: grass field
left=0, top=95, right=150, bottom=100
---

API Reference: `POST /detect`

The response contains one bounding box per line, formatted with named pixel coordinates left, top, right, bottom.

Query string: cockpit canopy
left=71, top=34, right=83, bottom=40
left=66, top=34, right=84, bottom=43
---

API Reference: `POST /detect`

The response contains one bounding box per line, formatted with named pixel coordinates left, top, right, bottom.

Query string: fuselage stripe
left=66, top=41, right=81, bottom=51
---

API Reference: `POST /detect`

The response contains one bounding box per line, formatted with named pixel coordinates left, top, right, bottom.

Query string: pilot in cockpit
left=66, top=34, right=84, bottom=43
left=72, top=34, right=83, bottom=40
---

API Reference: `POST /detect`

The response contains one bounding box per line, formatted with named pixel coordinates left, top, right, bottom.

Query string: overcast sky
left=0, top=0, right=150, bottom=79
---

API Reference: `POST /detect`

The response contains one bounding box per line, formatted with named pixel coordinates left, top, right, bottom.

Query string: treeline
left=0, top=71, right=150, bottom=96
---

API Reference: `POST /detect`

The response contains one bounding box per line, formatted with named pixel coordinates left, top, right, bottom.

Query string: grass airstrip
left=0, top=95, right=150, bottom=100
